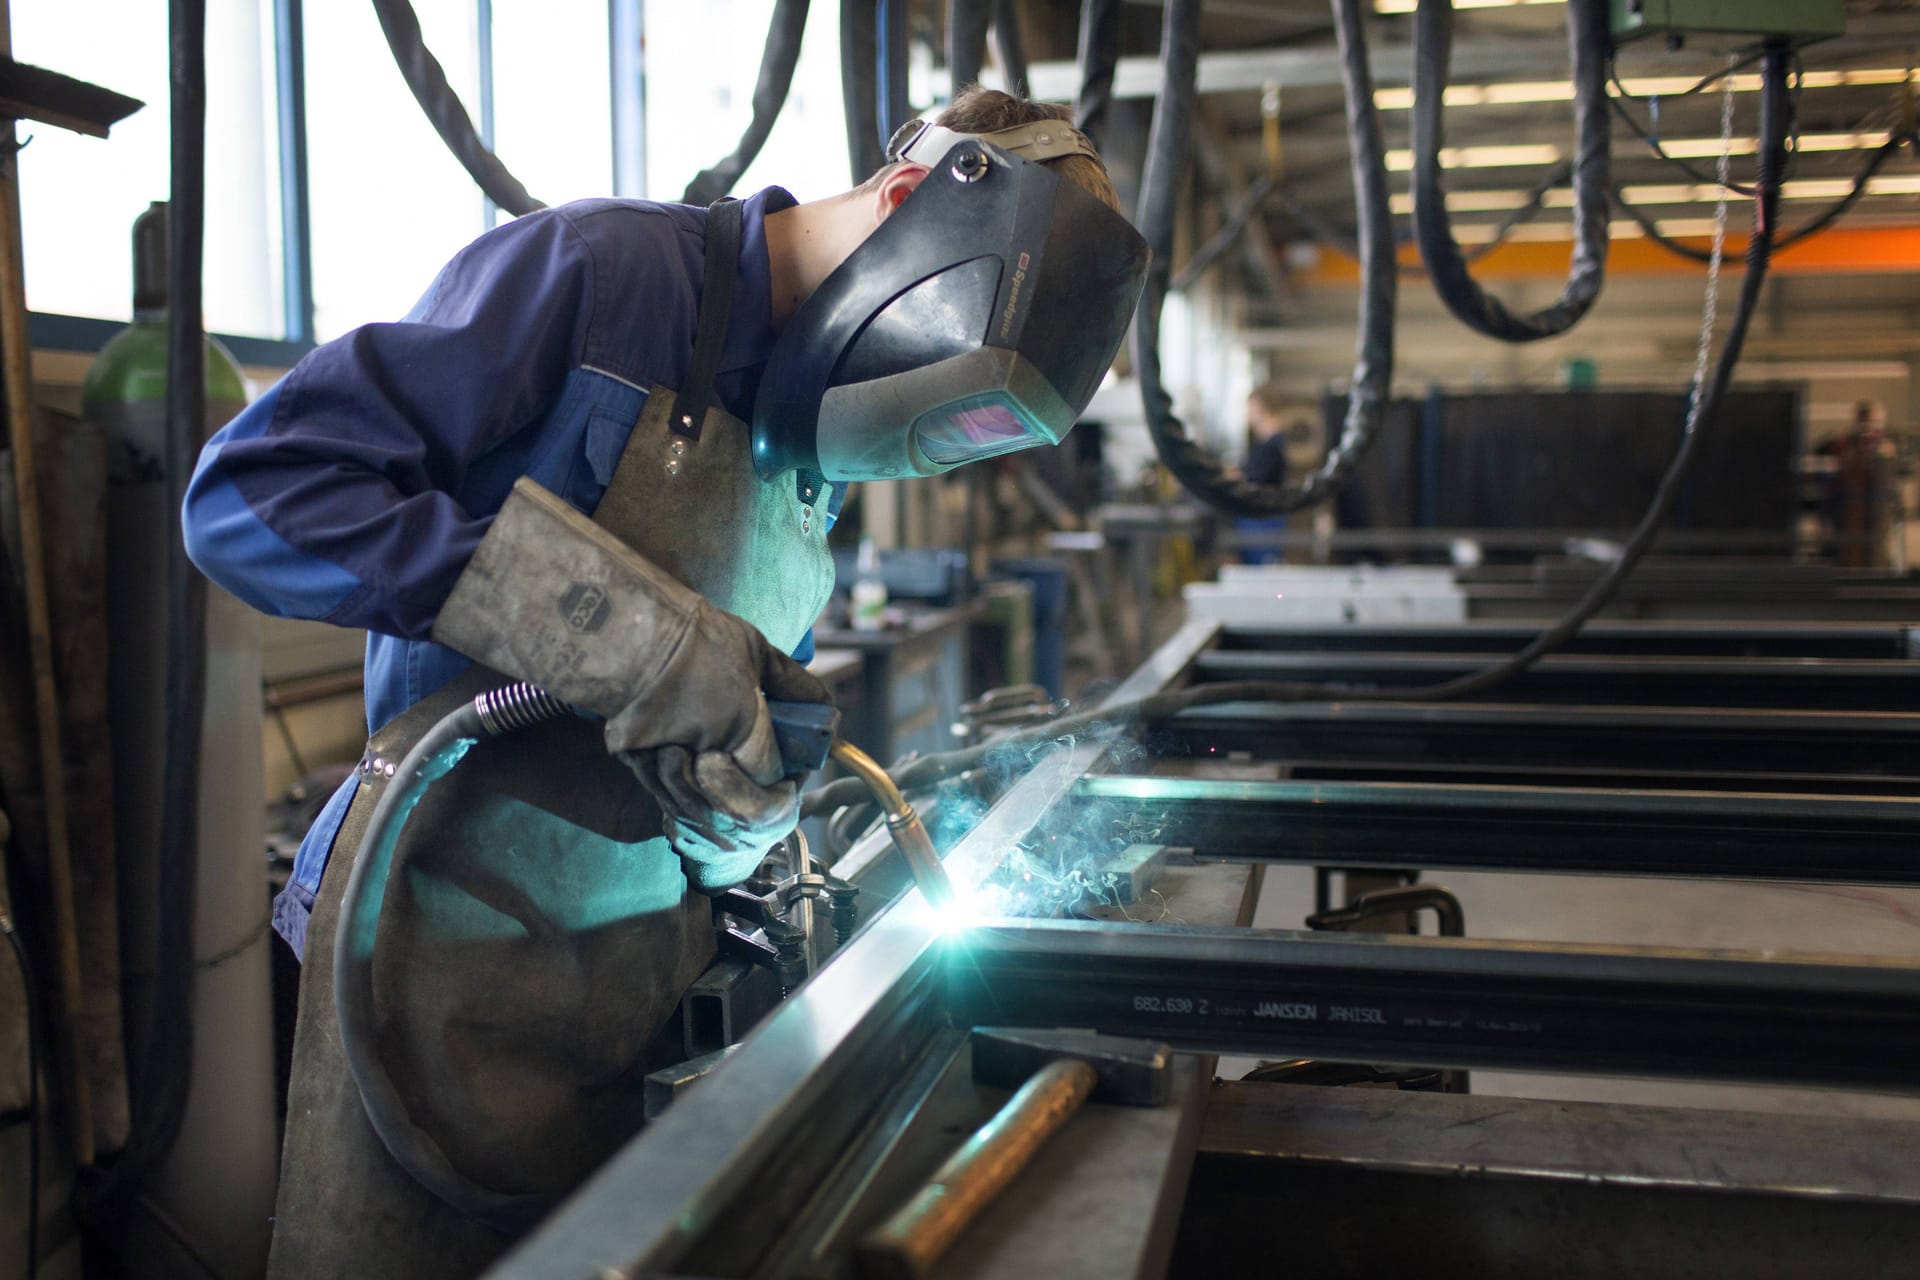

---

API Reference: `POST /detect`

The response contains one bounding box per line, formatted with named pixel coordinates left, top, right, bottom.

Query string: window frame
left=30, top=0, right=642, bottom=368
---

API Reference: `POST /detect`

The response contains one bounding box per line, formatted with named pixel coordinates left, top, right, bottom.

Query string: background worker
left=1235, top=381, right=1292, bottom=565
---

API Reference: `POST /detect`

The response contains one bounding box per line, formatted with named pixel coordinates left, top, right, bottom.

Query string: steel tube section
left=1160, top=702, right=1920, bottom=788
left=488, top=669, right=1182, bottom=1276
left=1212, top=621, right=1918, bottom=659
left=944, top=919, right=1920, bottom=1089
left=1191, top=649, right=1920, bottom=710
left=1072, top=776, right=1920, bottom=884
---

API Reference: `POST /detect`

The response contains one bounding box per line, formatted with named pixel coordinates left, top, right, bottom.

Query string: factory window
left=19, top=1, right=861, bottom=360
left=643, top=0, right=853, bottom=205
left=16, top=0, right=285, bottom=341
left=302, top=0, right=490, bottom=342
left=490, top=0, right=615, bottom=211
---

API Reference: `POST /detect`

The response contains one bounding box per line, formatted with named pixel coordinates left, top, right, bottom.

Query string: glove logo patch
left=559, top=582, right=611, bottom=633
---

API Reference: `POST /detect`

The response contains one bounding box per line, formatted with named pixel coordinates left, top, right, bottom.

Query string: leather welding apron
left=267, top=199, right=835, bottom=1280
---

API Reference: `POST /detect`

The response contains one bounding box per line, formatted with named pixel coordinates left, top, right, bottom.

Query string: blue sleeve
left=183, top=208, right=599, bottom=639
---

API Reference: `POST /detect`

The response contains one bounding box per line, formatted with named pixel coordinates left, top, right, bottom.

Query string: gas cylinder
left=81, top=201, right=277, bottom=1279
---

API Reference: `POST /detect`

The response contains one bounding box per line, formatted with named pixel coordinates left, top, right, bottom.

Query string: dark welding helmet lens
left=914, top=394, right=1054, bottom=466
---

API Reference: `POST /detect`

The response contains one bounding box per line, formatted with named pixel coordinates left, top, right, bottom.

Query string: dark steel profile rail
left=1072, top=777, right=1920, bottom=884
left=945, top=920, right=1920, bottom=1090
left=1158, top=702, right=1920, bottom=788
left=1190, top=649, right=1920, bottom=711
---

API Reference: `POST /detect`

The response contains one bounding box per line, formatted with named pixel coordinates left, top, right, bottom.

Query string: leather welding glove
left=432, top=478, right=831, bottom=890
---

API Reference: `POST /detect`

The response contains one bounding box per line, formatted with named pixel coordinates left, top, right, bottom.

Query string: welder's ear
left=872, top=163, right=930, bottom=226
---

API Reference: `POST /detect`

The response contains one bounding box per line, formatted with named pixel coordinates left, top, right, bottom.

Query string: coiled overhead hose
left=1410, top=0, right=1611, bottom=342
left=371, top=0, right=542, bottom=216
left=1131, top=0, right=1397, bottom=519
left=682, top=0, right=811, bottom=205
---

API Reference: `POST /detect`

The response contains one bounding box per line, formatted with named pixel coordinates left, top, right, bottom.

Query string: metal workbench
left=490, top=617, right=1920, bottom=1280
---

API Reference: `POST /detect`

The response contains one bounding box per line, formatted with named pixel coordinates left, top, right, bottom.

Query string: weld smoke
left=924, top=724, right=1171, bottom=919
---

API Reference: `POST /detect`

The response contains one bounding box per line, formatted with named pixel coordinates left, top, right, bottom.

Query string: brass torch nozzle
left=828, top=740, right=957, bottom=910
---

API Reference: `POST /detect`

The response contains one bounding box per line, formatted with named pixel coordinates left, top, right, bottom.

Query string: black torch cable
left=682, top=0, right=811, bottom=205
left=2, top=913, right=40, bottom=1280
left=1073, top=0, right=1123, bottom=146
left=1131, top=0, right=1396, bottom=518
left=332, top=683, right=568, bottom=1226
left=807, top=44, right=1795, bottom=822
left=370, top=0, right=543, bottom=216
left=1410, top=0, right=1610, bottom=342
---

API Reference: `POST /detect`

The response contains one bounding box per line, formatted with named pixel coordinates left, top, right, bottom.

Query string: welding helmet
left=751, top=117, right=1151, bottom=482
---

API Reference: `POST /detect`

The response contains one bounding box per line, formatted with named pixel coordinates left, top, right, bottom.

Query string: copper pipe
left=858, top=1058, right=1098, bottom=1279
left=826, top=740, right=955, bottom=909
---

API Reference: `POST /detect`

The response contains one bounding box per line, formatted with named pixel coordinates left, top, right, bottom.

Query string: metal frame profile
left=489, top=618, right=1920, bottom=1278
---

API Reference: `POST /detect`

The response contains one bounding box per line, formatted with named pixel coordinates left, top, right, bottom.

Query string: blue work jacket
left=183, top=187, right=837, bottom=959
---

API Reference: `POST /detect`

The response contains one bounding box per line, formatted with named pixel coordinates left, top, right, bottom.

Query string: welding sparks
left=915, top=721, right=1174, bottom=930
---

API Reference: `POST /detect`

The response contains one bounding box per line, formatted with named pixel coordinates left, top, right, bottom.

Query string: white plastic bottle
left=851, top=537, right=888, bottom=631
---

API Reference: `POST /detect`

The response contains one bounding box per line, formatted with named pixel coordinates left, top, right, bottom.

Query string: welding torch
left=767, top=700, right=956, bottom=910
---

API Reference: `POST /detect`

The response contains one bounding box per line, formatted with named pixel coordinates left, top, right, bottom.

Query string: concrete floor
left=1249, top=863, right=1920, bottom=1120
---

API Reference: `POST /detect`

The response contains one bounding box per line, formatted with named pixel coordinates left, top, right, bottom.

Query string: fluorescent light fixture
left=1656, top=130, right=1891, bottom=158
left=1385, top=143, right=1564, bottom=170
left=1374, top=0, right=1560, bottom=12
left=1389, top=189, right=1537, bottom=214
left=1374, top=68, right=1916, bottom=111
left=1445, top=219, right=1644, bottom=245
left=1384, top=132, right=1890, bottom=172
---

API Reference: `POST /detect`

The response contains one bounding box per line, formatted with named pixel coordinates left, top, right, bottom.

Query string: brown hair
left=857, top=86, right=1121, bottom=212
left=1248, top=381, right=1289, bottom=419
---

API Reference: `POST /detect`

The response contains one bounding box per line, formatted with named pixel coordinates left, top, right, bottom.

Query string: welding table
left=490, top=617, right=1920, bottom=1279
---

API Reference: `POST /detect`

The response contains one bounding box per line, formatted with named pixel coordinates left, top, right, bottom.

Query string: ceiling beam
left=1024, top=14, right=1920, bottom=99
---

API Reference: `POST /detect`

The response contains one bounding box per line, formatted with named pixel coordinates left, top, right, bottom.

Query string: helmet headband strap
left=885, top=117, right=1098, bottom=168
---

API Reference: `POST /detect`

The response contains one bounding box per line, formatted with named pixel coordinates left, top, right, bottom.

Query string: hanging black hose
left=1617, top=131, right=1912, bottom=265
left=1131, top=0, right=1395, bottom=518
left=334, top=683, right=569, bottom=1227
left=1074, top=0, right=1122, bottom=145
left=682, top=0, right=811, bottom=205
left=842, top=0, right=884, bottom=182
left=808, top=40, right=1798, bottom=821
left=948, top=0, right=991, bottom=91
left=2, top=911, right=40, bottom=1280
left=76, top=6, right=212, bottom=1221
left=992, top=0, right=1031, bottom=98
left=125, top=0, right=209, bottom=1204
left=371, top=0, right=543, bottom=217
left=1411, top=0, right=1610, bottom=342
left=1413, top=40, right=1791, bottom=701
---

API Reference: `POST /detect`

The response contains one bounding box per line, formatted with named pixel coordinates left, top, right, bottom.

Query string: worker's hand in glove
left=598, top=599, right=829, bottom=890
left=431, top=479, right=835, bottom=891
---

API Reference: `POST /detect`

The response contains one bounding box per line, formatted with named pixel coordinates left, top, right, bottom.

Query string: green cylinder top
left=81, top=321, right=249, bottom=414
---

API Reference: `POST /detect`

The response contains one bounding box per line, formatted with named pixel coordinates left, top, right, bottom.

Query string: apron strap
left=666, top=197, right=745, bottom=442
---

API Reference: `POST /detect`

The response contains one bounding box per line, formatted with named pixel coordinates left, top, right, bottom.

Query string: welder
left=181, top=87, right=1147, bottom=1279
